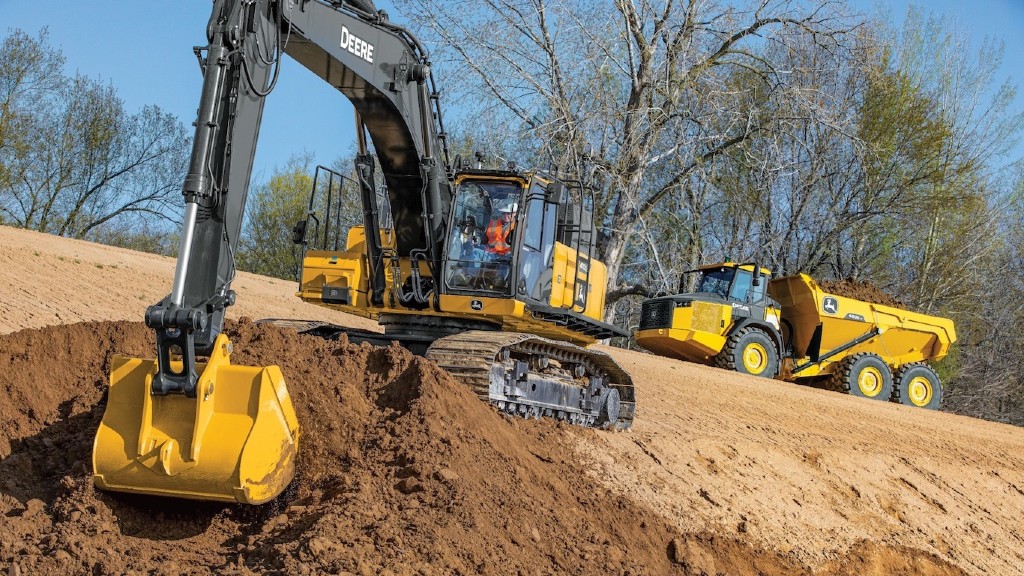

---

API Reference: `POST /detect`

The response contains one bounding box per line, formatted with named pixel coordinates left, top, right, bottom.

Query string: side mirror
left=291, top=219, right=308, bottom=245
left=546, top=181, right=565, bottom=204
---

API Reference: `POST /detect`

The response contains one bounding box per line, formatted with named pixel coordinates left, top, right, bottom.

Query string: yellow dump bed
left=768, top=274, right=956, bottom=372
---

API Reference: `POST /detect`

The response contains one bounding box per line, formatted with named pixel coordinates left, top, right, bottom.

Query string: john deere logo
left=471, top=300, right=483, bottom=311
left=823, top=297, right=839, bottom=315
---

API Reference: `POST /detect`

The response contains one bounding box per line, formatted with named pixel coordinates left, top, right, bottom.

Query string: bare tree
left=396, top=0, right=854, bottom=316
left=0, top=28, right=188, bottom=240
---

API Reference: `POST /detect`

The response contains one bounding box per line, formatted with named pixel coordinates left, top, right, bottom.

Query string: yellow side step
left=92, top=335, right=300, bottom=504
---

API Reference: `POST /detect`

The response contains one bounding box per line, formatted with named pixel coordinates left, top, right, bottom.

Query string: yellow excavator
left=93, top=0, right=633, bottom=505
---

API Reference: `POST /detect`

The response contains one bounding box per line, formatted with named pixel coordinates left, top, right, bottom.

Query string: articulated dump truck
left=635, top=263, right=956, bottom=409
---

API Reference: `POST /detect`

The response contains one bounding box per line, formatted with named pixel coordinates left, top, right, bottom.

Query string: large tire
left=829, top=353, right=893, bottom=401
left=715, top=327, right=779, bottom=378
left=893, top=363, right=943, bottom=410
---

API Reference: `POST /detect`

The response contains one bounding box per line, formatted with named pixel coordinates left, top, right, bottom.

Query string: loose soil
left=1, top=226, right=1022, bottom=575
left=818, top=278, right=906, bottom=309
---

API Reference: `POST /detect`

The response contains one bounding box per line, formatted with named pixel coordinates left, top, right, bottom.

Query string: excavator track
left=426, top=331, right=635, bottom=430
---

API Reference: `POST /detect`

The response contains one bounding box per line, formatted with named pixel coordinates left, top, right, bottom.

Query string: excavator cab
left=444, top=178, right=524, bottom=293
left=441, top=172, right=600, bottom=316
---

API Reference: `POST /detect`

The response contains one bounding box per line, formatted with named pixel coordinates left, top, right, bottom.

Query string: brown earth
left=818, top=278, right=906, bottom=309
left=1, top=225, right=1022, bottom=575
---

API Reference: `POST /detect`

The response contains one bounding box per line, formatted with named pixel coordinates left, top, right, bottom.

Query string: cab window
left=729, top=270, right=752, bottom=301
left=518, top=181, right=558, bottom=301
left=697, top=268, right=734, bottom=297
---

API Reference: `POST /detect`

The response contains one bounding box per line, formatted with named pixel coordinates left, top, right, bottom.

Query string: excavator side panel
left=548, top=242, right=608, bottom=323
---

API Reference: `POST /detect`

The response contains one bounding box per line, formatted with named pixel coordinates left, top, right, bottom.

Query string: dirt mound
left=1, top=321, right=686, bottom=575
left=818, top=278, right=906, bottom=309
left=0, top=321, right=974, bottom=576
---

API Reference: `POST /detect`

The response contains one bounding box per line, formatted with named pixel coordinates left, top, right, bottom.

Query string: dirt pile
left=1, top=320, right=751, bottom=575
left=0, top=320, right=975, bottom=576
left=818, top=278, right=906, bottom=309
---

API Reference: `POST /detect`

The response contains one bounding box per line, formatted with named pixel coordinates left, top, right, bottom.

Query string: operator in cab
left=485, top=200, right=517, bottom=257
left=482, top=200, right=518, bottom=288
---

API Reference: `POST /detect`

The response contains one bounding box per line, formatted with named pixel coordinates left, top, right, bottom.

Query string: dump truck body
left=770, top=274, right=956, bottom=378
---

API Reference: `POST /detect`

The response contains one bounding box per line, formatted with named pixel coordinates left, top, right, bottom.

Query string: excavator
left=92, top=0, right=634, bottom=505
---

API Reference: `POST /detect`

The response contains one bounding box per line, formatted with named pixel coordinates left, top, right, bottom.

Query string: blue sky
left=2, top=0, right=1022, bottom=180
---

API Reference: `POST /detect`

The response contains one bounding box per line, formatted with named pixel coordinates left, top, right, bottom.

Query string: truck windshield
left=697, top=268, right=735, bottom=297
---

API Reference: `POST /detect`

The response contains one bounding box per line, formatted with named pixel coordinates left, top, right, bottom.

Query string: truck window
left=748, top=274, right=768, bottom=302
left=697, top=268, right=734, bottom=297
left=729, top=270, right=752, bottom=301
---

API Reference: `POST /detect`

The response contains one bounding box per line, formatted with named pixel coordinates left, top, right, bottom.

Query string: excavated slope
left=1, top=225, right=1021, bottom=575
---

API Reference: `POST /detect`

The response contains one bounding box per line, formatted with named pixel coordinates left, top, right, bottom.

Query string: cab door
left=517, top=181, right=558, bottom=303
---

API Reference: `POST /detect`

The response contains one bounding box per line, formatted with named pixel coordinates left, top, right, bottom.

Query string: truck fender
left=727, top=319, right=784, bottom=358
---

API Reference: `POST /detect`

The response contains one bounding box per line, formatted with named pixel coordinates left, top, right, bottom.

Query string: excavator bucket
left=93, top=335, right=300, bottom=505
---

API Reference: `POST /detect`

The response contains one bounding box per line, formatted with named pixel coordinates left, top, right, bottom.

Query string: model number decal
left=340, top=26, right=374, bottom=63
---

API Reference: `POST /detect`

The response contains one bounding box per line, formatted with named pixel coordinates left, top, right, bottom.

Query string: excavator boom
left=94, top=0, right=445, bottom=504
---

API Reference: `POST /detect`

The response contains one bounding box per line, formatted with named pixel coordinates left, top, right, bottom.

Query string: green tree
left=0, top=29, right=64, bottom=203
left=237, top=155, right=316, bottom=280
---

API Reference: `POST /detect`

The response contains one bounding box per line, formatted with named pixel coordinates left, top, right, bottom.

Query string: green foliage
left=236, top=155, right=316, bottom=280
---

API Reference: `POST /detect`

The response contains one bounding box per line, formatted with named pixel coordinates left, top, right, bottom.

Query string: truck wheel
left=893, top=363, right=943, bottom=410
left=715, top=327, right=778, bottom=378
left=831, top=353, right=893, bottom=401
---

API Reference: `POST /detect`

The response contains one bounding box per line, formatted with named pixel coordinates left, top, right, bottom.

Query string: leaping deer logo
left=823, top=297, right=839, bottom=315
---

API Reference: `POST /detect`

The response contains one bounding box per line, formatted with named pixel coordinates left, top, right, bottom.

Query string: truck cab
left=636, top=262, right=784, bottom=376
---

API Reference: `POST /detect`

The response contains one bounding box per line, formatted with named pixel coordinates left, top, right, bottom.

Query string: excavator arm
left=148, top=0, right=450, bottom=396
left=94, top=0, right=453, bottom=504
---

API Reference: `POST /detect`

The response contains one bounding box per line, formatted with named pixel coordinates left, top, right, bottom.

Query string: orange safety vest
left=485, top=217, right=514, bottom=255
